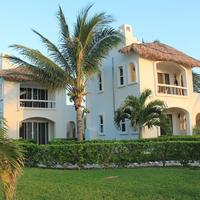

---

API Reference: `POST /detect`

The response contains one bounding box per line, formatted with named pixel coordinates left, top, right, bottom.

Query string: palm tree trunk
left=139, top=127, right=143, bottom=139
left=76, top=106, right=84, bottom=141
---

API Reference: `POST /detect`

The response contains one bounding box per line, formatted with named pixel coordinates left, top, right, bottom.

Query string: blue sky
left=1, top=0, right=200, bottom=62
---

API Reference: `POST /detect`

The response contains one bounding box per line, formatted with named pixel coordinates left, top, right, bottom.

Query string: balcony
left=20, top=99, right=56, bottom=109
left=157, top=84, right=187, bottom=96
left=156, top=62, right=187, bottom=96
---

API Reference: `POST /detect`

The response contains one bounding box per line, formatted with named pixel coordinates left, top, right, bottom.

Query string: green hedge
left=49, top=135, right=200, bottom=145
left=20, top=141, right=200, bottom=168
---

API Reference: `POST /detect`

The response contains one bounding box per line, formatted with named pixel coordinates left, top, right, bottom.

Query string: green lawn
left=1, top=167, right=200, bottom=200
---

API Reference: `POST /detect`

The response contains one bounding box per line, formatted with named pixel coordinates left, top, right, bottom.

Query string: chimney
left=0, top=53, right=13, bottom=69
left=119, top=24, right=140, bottom=46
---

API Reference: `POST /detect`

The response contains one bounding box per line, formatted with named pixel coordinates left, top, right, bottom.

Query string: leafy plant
left=0, top=118, right=24, bottom=200
left=114, top=89, right=169, bottom=139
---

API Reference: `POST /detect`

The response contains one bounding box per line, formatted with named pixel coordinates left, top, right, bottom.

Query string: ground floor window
left=121, top=119, right=126, bottom=132
left=99, top=115, right=104, bottom=134
left=20, top=121, right=49, bottom=144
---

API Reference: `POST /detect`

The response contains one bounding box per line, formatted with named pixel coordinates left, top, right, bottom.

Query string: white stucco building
left=0, top=55, right=76, bottom=144
left=85, top=24, right=200, bottom=140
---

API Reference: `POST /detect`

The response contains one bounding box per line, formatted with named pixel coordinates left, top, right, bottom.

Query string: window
left=20, top=88, right=48, bottom=100
left=157, top=73, right=170, bottom=84
left=129, top=63, right=136, bottom=83
left=157, top=73, right=171, bottom=94
left=121, top=119, right=126, bottom=132
left=20, top=87, right=55, bottom=108
left=98, top=72, right=103, bottom=92
left=118, top=66, right=125, bottom=86
left=20, top=121, right=49, bottom=144
left=99, top=115, right=104, bottom=134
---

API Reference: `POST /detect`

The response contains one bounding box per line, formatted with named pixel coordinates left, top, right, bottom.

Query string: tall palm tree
left=0, top=118, right=24, bottom=200
left=5, top=5, right=122, bottom=141
left=114, top=89, right=168, bottom=139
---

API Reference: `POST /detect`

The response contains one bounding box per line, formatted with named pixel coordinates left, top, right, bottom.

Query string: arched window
left=67, top=121, right=76, bottom=138
left=129, top=63, right=136, bottom=83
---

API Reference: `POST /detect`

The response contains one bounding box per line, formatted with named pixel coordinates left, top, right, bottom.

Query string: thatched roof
left=0, top=66, right=33, bottom=82
left=119, top=42, right=200, bottom=68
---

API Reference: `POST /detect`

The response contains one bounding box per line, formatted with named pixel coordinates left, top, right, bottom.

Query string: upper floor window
left=20, top=87, right=55, bottom=108
left=118, top=66, right=125, bottom=86
left=20, top=88, right=48, bottom=100
left=157, top=73, right=170, bottom=85
left=129, top=63, right=136, bottom=83
left=98, top=72, right=103, bottom=92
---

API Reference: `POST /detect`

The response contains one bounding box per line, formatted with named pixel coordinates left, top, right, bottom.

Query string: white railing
left=20, top=99, right=56, bottom=109
left=157, top=84, right=187, bottom=96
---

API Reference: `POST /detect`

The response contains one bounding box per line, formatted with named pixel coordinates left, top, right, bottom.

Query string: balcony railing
left=20, top=99, right=56, bottom=109
left=157, top=84, right=187, bottom=96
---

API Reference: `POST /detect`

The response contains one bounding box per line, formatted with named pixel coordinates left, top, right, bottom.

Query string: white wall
left=86, top=25, right=200, bottom=140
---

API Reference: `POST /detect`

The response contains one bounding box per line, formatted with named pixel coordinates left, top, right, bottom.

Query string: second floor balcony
left=20, top=85, right=56, bottom=109
left=156, top=62, right=188, bottom=96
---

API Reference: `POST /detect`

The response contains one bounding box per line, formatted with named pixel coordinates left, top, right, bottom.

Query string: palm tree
left=114, top=89, right=168, bottom=139
left=0, top=118, right=24, bottom=200
left=5, top=5, right=122, bottom=141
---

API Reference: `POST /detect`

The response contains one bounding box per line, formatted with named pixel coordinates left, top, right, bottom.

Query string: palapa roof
left=1, top=42, right=200, bottom=82
left=119, top=42, right=200, bottom=68
left=0, top=66, right=34, bottom=82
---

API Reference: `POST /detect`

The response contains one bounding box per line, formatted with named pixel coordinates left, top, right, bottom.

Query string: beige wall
left=2, top=80, right=76, bottom=140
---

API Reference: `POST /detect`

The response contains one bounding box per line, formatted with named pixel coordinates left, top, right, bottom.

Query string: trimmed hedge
left=20, top=141, right=200, bottom=168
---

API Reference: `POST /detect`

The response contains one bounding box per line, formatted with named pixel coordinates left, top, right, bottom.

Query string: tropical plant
left=114, top=89, right=168, bottom=139
left=5, top=5, right=122, bottom=141
left=192, top=71, right=200, bottom=93
left=0, top=118, right=24, bottom=200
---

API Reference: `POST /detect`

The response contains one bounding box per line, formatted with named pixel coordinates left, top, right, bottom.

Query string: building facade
left=0, top=55, right=76, bottom=144
left=85, top=24, right=200, bottom=140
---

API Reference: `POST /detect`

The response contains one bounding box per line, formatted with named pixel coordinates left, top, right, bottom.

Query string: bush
left=193, top=125, right=200, bottom=134
left=49, top=135, right=200, bottom=145
left=20, top=141, right=200, bottom=168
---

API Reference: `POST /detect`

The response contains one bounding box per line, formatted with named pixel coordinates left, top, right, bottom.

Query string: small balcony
left=157, top=84, right=187, bottom=96
left=156, top=62, right=187, bottom=96
left=20, top=99, right=56, bottom=109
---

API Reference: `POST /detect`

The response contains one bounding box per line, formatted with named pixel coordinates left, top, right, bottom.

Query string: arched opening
left=67, top=121, right=76, bottom=139
left=128, top=63, right=136, bottom=83
left=196, top=113, right=200, bottom=126
left=19, top=117, right=55, bottom=144
left=160, top=107, right=189, bottom=136
left=156, top=62, right=187, bottom=96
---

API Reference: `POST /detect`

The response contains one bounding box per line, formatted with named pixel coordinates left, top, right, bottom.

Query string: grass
left=1, top=167, right=200, bottom=200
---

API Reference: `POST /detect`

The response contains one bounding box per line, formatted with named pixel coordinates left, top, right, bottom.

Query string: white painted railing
left=157, top=84, right=187, bottom=96
left=20, top=99, right=56, bottom=108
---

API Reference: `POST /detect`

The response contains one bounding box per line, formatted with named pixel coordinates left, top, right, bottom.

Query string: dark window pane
left=33, top=88, right=38, bottom=100
left=120, top=77, right=124, bottom=85
left=20, top=88, right=25, bottom=99
left=120, top=68, right=123, bottom=76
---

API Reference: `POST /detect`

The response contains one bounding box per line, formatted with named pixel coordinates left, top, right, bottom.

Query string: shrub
left=193, top=125, right=200, bottom=134
left=49, top=135, right=200, bottom=145
left=20, top=141, right=200, bottom=168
